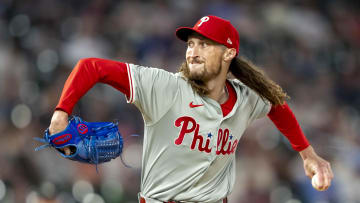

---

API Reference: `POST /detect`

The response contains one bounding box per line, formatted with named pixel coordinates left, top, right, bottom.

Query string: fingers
left=312, top=173, right=327, bottom=191
left=311, top=162, right=333, bottom=191
left=313, top=175, right=331, bottom=191
left=304, top=157, right=334, bottom=191
left=323, top=162, right=334, bottom=190
left=58, top=147, right=71, bottom=156
left=303, top=159, right=316, bottom=178
left=64, top=147, right=71, bottom=156
left=304, top=167, right=314, bottom=179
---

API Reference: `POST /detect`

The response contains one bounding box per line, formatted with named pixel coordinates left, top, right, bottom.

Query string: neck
left=206, top=80, right=228, bottom=104
left=205, top=66, right=229, bottom=104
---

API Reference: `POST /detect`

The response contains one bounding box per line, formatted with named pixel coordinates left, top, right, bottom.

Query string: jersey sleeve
left=246, top=86, right=271, bottom=121
left=126, top=64, right=179, bottom=124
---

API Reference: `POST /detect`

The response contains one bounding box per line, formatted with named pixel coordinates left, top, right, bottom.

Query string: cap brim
left=175, top=27, right=196, bottom=42
left=175, top=27, right=226, bottom=46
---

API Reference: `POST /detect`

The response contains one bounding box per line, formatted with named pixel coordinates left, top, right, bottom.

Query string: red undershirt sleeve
left=55, top=58, right=130, bottom=115
left=267, top=102, right=310, bottom=151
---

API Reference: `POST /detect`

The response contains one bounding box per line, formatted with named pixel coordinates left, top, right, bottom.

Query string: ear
left=223, top=48, right=236, bottom=62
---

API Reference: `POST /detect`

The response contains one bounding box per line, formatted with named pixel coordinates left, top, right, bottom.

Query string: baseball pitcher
left=44, top=16, right=333, bottom=203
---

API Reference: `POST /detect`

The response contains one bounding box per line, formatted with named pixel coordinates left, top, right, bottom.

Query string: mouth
left=189, top=60, right=203, bottom=65
left=187, top=57, right=203, bottom=65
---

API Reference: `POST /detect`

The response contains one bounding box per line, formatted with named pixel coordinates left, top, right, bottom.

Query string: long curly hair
left=229, top=56, right=289, bottom=105
left=179, top=56, right=289, bottom=106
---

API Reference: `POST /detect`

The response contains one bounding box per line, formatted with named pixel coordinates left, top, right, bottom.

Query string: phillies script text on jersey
left=174, top=116, right=239, bottom=154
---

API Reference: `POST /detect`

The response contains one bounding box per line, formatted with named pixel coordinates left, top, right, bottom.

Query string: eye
left=200, top=41, right=208, bottom=48
left=187, top=41, right=194, bottom=48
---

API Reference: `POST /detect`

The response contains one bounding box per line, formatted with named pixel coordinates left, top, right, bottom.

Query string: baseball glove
left=35, top=116, right=123, bottom=165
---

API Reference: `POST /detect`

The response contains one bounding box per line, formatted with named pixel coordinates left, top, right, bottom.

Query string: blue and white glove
left=35, top=116, right=123, bottom=165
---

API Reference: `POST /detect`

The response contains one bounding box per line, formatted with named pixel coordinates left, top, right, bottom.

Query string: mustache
left=188, top=57, right=204, bottom=64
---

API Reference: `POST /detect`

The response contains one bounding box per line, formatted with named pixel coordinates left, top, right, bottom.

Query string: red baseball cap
left=176, top=15, right=240, bottom=55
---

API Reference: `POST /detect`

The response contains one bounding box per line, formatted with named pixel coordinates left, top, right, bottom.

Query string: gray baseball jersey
left=126, top=63, right=271, bottom=203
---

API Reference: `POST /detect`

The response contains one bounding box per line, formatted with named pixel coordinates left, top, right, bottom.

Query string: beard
left=178, top=61, right=222, bottom=96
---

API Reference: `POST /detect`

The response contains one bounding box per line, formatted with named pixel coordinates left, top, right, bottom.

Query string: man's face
left=185, top=34, right=226, bottom=82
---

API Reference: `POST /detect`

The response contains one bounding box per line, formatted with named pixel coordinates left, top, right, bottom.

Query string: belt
left=140, top=197, right=228, bottom=203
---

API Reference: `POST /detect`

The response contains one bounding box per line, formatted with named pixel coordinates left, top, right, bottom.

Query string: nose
left=187, top=45, right=199, bottom=58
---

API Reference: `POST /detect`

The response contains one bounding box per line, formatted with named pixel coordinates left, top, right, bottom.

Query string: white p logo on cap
left=197, top=16, right=209, bottom=27
left=227, top=38, right=232, bottom=45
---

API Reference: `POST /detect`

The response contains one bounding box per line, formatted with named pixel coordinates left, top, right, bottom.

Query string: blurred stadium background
left=0, top=0, right=359, bottom=202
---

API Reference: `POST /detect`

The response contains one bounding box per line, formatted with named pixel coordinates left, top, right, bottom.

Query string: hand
left=299, top=145, right=334, bottom=191
left=49, top=110, right=71, bottom=155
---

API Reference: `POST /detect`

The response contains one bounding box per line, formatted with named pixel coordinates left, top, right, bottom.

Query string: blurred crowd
left=0, top=0, right=359, bottom=202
